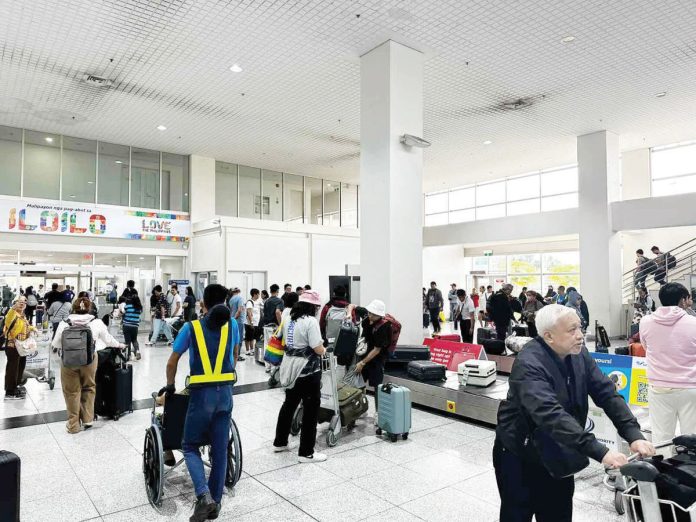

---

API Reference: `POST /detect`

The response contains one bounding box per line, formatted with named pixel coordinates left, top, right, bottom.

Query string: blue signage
left=590, top=352, right=633, bottom=402
left=168, top=279, right=190, bottom=286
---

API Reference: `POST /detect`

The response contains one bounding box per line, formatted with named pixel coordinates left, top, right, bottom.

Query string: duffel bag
left=337, top=384, right=368, bottom=426
left=481, top=338, right=506, bottom=355
left=504, top=334, right=532, bottom=354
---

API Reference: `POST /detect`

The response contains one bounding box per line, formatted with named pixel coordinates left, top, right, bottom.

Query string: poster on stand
left=591, top=352, right=633, bottom=403
left=424, top=338, right=487, bottom=370
left=628, top=357, right=649, bottom=407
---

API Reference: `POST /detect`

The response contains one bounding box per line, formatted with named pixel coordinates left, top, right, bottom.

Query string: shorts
left=244, top=324, right=259, bottom=342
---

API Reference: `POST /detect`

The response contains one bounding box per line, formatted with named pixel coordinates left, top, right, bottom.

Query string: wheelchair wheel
left=226, top=419, right=243, bottom=488
left=143, top=425, right=164, bottom=507
left=290, top=405, right=303, bottom=436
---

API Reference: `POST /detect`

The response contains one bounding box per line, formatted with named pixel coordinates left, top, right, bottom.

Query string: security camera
left=400, top=134, right=431, bottom=148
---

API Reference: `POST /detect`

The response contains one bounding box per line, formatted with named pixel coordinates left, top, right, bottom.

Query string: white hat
left=365, top=299, right=386, bottom=317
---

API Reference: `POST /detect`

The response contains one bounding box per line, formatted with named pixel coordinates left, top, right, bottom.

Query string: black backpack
left=667, top=253, right=677, bottom=270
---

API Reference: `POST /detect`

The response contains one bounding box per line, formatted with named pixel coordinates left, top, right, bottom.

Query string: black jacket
left=496, top=338, right=643, bottom=471
left=487, top=290, right=513, bottom=323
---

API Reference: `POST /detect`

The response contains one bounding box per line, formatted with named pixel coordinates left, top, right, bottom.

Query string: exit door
left=228, top=271, right=266, bottom=300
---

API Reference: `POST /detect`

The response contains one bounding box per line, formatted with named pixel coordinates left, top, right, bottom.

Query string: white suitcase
left=460, top=360, right=496, bottom=387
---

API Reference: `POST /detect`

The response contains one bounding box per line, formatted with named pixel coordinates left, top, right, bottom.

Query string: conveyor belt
left=383, top=368, right=509, bottom=425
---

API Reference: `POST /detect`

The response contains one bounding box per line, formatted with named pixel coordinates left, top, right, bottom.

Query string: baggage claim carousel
left=382, top=354, right=515, bottom=426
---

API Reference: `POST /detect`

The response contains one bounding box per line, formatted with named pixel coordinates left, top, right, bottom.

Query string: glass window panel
left=472, top=257, right=488, bottom=272
left=305, top=177, right=322, bottom=225
left=476, top=204, right=505, bottom=220
left=261, top=170, right=283, bottom=221
left=506, top=174, right=539, bottom=201
left=62, top=136, right=96, bottom=203
left=508, top=253, right=541, bottom=274
left=161, top=153, right=189, bottom=212
left=0, top=126, right=21, bottom=196
left=215, top=161, right=238, bottom=217
left=238, top=165, right=261, bottom=219
left=651, top=144, right=696, bottom=179
left=541, top=167, right=578, bottom=196
left=424, top=212, right=448, bottom=227
left=449, top=187, right=475, bottom=210
left=509, top=275, right=542, bottom=293
left=97, top=142, right=129, bottom=206
left=542, top=273, right=580, bottom=291
left=506, top=198, right=540, bottom=216
left=283, top=174, right=303, bottom=223
left=340, top=182, right=358, bottom=228
left=542, top=251, right=580, bottom=273
left=131, top=148, right=160, bottom=209
left=652, top=174, right=696, bottom=197
left=94, top=253, right=127, bottom=267
left=489, top=256, right=507, bottom=274
left=424, top=192, right=448, bottom=214
left=24, top=130, right=60, bottom=200
left=449, top=208, right=475, bottom=224
left=476, top=181, right=505, bottom=206
left=541, top=192, right=578, bottom=212
left=323, top=180, right=340, bottom=226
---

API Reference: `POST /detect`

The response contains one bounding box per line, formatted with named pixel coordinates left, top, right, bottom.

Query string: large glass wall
left=283, top=174, right=304, bottom=223
left=0, top=125, right=189, bottom=212
left=323, top=180, right=340, bottom=226
left=238, top=166, right=261, bottom=219
left=262, top=170, right=283, bottom=221
left=215, top=161, right=238, bottom=217
left=651, top=141, right=696, bottom=197
left=305, top=177, right=323, bottom=225
left=340, top=183, right=358, bottom=228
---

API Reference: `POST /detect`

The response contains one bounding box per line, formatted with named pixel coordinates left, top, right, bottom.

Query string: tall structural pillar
left=577, top=131, right=622, bottom=336
left=360, top=40, right=424, bottom=344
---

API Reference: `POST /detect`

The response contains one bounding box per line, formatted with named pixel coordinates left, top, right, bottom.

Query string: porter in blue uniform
left=164, top=284, right=240, bottom=522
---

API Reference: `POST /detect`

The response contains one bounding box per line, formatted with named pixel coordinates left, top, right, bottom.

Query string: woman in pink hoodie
left=639, top=283, right=696, bottom=445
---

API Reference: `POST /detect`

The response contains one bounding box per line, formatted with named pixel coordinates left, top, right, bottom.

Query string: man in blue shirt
left=227, top=287, right=246, bottom=362
left=164, top=284, right=240, bottom=521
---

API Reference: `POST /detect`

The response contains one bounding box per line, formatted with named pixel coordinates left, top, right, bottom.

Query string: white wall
left=422, top=245, right=470, bottom=290
left=190, top=155, right=216, bottom=222
left=612, top=193, right=696, bottom=231
left=621, top=148, right=651, bottom=200
left=311, top=236, right=360, bottom=301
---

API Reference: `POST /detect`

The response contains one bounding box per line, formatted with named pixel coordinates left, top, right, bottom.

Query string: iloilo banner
left=0, top=198, right=190, bottom=242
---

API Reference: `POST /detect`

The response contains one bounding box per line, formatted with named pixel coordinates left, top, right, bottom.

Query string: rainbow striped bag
left=263, top=323, right=285, bottom=366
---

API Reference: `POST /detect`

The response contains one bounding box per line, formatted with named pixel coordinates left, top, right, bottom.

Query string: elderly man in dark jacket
left=494, top=304, right=655, bottom=522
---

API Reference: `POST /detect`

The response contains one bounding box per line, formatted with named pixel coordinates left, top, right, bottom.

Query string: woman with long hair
left=272, top=291, right=327, bottom=463
left=3, top=296, right=36, bottom=400
left=24, top=286, right=38, bottom=325
left=183, top=286, right=197, bottom=322
left=123, top=292, right=143, bottom=360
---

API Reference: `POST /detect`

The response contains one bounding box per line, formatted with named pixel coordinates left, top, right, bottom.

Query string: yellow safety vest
left=187, top=320, right=237, bottom=387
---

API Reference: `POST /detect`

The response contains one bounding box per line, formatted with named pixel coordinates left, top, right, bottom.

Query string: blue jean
left=150, top=318, right=173, bottom=343
left=182, top=386, right=233, bottom=503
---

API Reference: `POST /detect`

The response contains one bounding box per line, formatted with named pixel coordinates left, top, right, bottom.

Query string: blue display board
left=590, top=352, right=633, bottom=402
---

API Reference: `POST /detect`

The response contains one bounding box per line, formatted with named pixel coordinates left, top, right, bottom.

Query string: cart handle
left=604, top=439, right=676, bottom=478
left=621, top=460, right=659, bottom=482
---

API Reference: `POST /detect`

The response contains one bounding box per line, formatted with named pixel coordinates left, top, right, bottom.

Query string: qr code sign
left=637, top=381, right=649, bottom=404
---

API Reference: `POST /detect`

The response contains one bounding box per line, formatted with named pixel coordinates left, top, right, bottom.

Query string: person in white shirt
left=454, top=289, right=476, bottom=343
left=170, top=287, right=183, bottom=318
left=244, top=288, right=263, bottom=356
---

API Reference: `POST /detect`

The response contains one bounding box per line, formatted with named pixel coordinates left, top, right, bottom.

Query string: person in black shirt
left=183, top=286, right=197, bottom=322
left=261, top=284, right=284, bottom=327
left=44, top=283, right=62, bottom=308
left=487, top=284, right=515, bottom=340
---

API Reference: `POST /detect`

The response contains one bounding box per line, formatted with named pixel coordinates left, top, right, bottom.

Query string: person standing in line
left=183, top=286, right=197, bottom=322
left=448, top=283, right=458, bottom=322
left=471, top=288, right=480, bottom=310
left=121, top=279, right=136, bottom=300
left=122, top=292, right=143, bottom=361
left=170, top=286, right=183, bottom=320
left=166, top=282, right=178, bottom=312
left=3, top=296, right=36, bottom=400
left=273, top=290, right=328, bottom=463
left=426, top=281, right=444, bottom=333
left=295, top=286, right=304, bottom=295
left=261, top=284, right=284, bottom=329
left=227, top=287, right=245, bottom=362
left=145, top=285, right=173, bottom=346
left=640, top=283, right=696, bottom=446
left=282, top=283, right=293, bottom=307
left=24, top=286, right=38, bottom=325
left=47, top=292, right=72, bottom=342
left=554, top=285, right=568, bottom=306
left=522, top=290, right=545, bottom=337
left=244, top=289, right=263, bottom=356
left=454, top=289, right=476, bottom=343
left=486, top=285, right=495, bottom=302
left=261, top=289, right=269, bottom=302
left=487, top=284, right=515, bottom=340
left=44, top=283, right=61, bottom=309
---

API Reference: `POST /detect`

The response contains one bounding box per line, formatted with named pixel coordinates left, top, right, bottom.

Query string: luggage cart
left=290, top=351, right=343, bottom=447
left=23, top=329, right=56, bottom=390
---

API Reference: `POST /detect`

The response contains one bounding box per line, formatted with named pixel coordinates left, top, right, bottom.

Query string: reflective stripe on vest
left=188, top=320, right=236, bottom=386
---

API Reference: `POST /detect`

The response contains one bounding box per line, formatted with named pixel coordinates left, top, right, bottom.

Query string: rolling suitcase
left=95, top=348, right=133, bottom=420
left=407, top=360, right=447, bottom=382
left=387, top=345, right=430, bottom=367
left=481, top=338, right=506, bottom=355
left=337, top=383, right=369, bottom=427
left=512, top=324, right=529, bottom=337
left=629, top=342, right=646, bottom=357
left=0, top=451, right=20, bottom=522
left=476, top=327, right=495, bottom=342
left=377, top=383, right=411, bottom=442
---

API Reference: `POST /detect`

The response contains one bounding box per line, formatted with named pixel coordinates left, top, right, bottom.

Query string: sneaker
left=83, top=422, right=93, bottom=430
left=167, top=341, right=173, bottom=346
left=145, top=341, right=153, bottom=346
left=265, top=368, right=271, bottom=373
left=135, top=352, right=142, bottom=361
left=298, top=452, right=327, bottom=463
left=208, top=503, right=222, bottom=520
left=273, top=444, right=289, bottom=453
left=17, top=385, right=26, bottom=393
left=164, top=450, right=176, bottom=466
left=190, top=492, right=216, bottom=522
left=237, top=355, right=245, bottom=361
left=4, top=393, right=23, bottom=401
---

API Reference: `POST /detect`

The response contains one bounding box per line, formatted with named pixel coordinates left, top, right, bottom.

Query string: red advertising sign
left=423, top=338, right=487, bottom=371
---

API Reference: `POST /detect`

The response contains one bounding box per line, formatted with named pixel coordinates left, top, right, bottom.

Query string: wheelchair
left=142, top=391, right=243, bottom=508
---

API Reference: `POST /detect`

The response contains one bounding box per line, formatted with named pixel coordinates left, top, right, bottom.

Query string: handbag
left=14, top=332, right=38, bottom=357
left=343, top=367, right=366, bottom=388
left=438, top=311, right=446, bottom=323
left=263, top=322, right=285, bottom=366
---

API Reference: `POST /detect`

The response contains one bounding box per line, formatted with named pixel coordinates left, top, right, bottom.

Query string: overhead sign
left=0, top=198, right=190, bottom=242
left=168, top=279, right=190, bottom=286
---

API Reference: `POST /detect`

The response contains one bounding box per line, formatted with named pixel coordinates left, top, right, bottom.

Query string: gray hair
left=502, top=284, right=513, bottom=292
left=534, top=304, right=580, bottom=337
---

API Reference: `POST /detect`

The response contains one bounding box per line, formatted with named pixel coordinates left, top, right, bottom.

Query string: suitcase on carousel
left=407, top=360, right=447, bottom=382
left=95, top=348, right=133, bottom=420
left=0, top=451, right=20, bottom=522
left=387, top=345, right=430, bottom=367
left=512, top=324, right=529, bottom=337
left=433, top=334, right=461, bottom=342
left=377, top=383, right=411, bottom=441
left=481, top=338, right=506, bottom=355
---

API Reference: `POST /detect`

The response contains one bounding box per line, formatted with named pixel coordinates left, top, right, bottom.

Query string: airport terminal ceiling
left=1, top=1, right=696, bottom=192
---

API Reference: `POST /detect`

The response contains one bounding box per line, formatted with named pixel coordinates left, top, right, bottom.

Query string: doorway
left=228, top=271, right=266, bottom=300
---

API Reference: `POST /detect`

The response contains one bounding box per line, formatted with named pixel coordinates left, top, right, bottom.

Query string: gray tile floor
left=0, top=329, right=629, bottom=521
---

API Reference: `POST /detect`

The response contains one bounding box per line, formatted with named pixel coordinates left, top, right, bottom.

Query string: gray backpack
left=325, top=306, right=347, bottom=350
left=61, top=319, right=95, bottom=367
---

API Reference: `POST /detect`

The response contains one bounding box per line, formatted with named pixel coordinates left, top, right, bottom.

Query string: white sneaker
left=273, top=445, right=289, bottom=453
left=298, top=452, right=327, bottom=463
left=145, top=342, right=153, bottom=346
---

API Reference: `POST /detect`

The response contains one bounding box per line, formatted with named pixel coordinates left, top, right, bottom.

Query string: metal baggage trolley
left=290, top=350, right=342, bottom=447
left=23, top=329, right=56, bottom=390
left=607, top=437, right=696, bottom=521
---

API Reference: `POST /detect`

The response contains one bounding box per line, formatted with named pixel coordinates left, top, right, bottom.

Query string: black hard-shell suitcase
left=481, top=338, right=506, bottom=355
left=407, top=360, right=446, bottom=382
left=0, top=450, right=20, bottom=522
left=512, top=325, right=529, bottom=337
left=477, top=327, right=495, bottom=341
left=96, top=348, right=133, bottom=420
left=387, top=345, right=430, bottom=368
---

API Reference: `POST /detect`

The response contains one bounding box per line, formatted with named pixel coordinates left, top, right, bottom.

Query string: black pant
left=493, top=441, right=574, bottom=522
left=494, top=320, right=509, bottom=340
left=25, top=306, right=35, bottom=325
left=429, top=308, right=441, bottom=332
left=527, top=321, right=538, bottom=338
left=274, top=371, right=321, bottom=457
left=4, top=346, right=26, bottom=394
left=123, top=324, right=140, bottom=356
left=459, top=319, right=473, bottom=343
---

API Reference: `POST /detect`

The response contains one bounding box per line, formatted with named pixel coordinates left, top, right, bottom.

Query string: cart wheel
left=402, top=433, right=408, bottom=440
left=327, top=428, right=339, bottom=447
left=49, top=377, right=55, bottom=390
left=389, top=434, right=398, bottom=443
left=614, top=490, right=625, bottom=515
left=376, top=427, right=382, bottom=436
left=290, top=406, right=303, bottom=436
left=143, top=425, right=164, bottom=507
left=226, top=419, right=243, bottom=488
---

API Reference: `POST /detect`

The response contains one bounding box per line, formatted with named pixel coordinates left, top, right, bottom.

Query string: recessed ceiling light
left=45, top=137, right=54, bottom=143
left=115, top=160, right=122, bottom=164
left=483, top=140, right=493, bottom=145
left=561, top=35, right=576, bottom=43
left=157, top=125, right=167, bottom=131
left=46, top=254, right=53, bottom=257
left=229, top=64, right=243, bottom=73
left=655, top=92, right=667, bottom=98
left=87, top=181, right=94, bottom=184
left=68, top=194, right=76, bottom=198
left=139, top=256, right=144, bottom=260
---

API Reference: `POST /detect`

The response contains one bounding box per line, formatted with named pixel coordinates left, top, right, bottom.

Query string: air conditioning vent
left=501, top=98, right=533, bottom=111
left=81, top=74, right=113, bottom=88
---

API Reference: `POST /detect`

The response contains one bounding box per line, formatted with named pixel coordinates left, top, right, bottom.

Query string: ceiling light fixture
left=483, top=140, right=493, bottom=145
left=229, top=64, right=243, bottom=73
left=87, top=181, right=94, bottom=184
left=68, top=194, right=76, bottom=198
left=45, top=137, right=54, bottom=143
left=139, top=256, right=144, bottom=260
left=655, top=92, right=667, bottom=98
left=157, top=125, right=167, bottom=131
left=561, top=35, right=576, bottom=43
left=115, top=160, right=122, bottom=164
